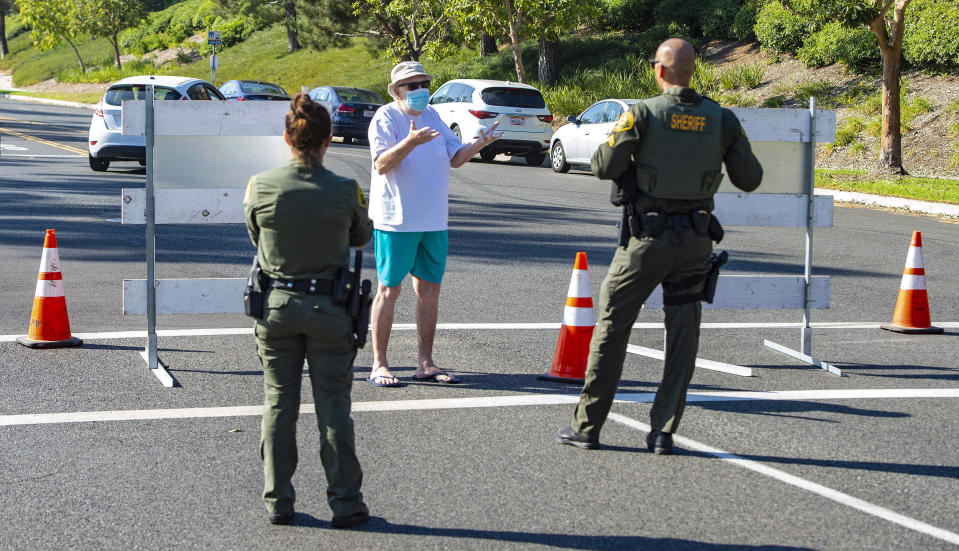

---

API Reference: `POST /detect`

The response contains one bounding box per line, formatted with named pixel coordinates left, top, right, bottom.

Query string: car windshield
left=239, top=82, right=287, bottom=96
left=104, top=85, right=181, bottom=105
left=480, top=87, right=545, bottom=108
left=335, top=89, right=383, bottom=104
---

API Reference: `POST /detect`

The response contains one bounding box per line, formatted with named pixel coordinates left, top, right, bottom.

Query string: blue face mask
left=406, top=88, right=430, bottom=111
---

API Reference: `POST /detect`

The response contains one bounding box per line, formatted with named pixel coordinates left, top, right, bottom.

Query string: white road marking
left=608, top=412, right=959, bottom=546
left=3, top=321, right=957, bottom=342
left=4, top=388, right=959, bottom=427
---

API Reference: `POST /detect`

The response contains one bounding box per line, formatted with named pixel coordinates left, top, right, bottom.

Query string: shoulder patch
left=613, top=111, right=634, bottom=133
left=243, top=176, right=254, bottom=204
left=356, top=183, right=368, bottom=208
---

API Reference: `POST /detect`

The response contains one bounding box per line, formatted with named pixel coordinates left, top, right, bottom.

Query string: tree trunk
left=65, top=37, right=86, bottom=74
left=285, top=1, right=300, bottom=53
left=112, top=34, right=121, bottom=69
left=480, top=32, right=496, bottom=56
left=537, top=34, right=558, bottom=85
left=505, top=0, right=526, bottom=83
left=878, top=47, right=904, bottom=173
left=869, top=1, right=909, bottom=174
left=1, top=13, right=8, bottom=60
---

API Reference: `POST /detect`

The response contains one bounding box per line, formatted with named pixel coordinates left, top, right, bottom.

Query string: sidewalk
left=815, top=188, right=959, bottom=218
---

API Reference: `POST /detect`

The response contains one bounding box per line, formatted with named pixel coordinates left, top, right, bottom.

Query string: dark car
left=307, top=86, right=384, bottom=144
left=219, top=80, right=290, bottom=101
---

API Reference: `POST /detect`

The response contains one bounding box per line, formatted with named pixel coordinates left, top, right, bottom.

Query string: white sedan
left=549, top=99, right=639, bottom=173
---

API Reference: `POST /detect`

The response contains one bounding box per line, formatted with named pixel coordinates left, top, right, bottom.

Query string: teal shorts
left=374, top=229, right=448, bottom=287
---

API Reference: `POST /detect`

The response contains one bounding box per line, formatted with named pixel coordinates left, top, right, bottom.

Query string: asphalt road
left=1, top=98, right=958, bottom=550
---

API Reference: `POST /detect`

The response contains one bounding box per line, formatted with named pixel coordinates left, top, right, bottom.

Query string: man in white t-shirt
left=365, top=61, right=501, bottom=387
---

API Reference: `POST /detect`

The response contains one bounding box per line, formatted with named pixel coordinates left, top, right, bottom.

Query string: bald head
left=654, top=38, right=696, bottom=88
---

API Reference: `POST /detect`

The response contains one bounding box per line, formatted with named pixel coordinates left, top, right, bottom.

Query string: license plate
left=364, top=110, right=374, bottom=117
left=509, top=116, right=525, bottom=126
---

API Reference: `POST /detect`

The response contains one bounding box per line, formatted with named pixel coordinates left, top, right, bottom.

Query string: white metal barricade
left=121, top=97, right=835, bottom=386
left=120, top=95, right=324, bottom=386
left=634, top=100, right=840, bottom=377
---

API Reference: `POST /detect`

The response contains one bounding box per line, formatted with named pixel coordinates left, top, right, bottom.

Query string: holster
left=346, top=250, right=374, bottom=348
left=243, top=255, right=268, bottom=319
left=332, top=266, right=352, bottom=306
left=702, top=250, right=729, bottom=304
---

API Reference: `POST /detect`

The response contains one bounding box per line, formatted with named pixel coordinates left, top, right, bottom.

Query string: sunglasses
left=648, top=59, right=660, bottom=66
left=400, top=80, right=432, bottom=91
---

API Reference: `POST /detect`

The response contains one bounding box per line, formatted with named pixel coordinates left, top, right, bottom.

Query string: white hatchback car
left=549, top=99, right=639, bottom=173
left=429, top=79, right=553, bottom=166
left=88, top=75, right=225, bottom=172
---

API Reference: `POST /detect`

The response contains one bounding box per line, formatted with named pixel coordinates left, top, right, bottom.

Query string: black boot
left=556, top=426, right=600, bottom=450
left=268, top=510, right=294, bottom=525
left=646, top=430, right=673, bottom=455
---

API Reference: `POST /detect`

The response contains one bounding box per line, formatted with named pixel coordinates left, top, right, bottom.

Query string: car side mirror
left=567, top=114, right=578, bottom=125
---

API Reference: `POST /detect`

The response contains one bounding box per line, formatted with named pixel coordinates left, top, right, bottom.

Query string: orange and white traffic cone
left=539, top=252, right=595, bottom=383
left=16, top=229, right=83, bottom=348
left=881, top=231, right=942, bottom=335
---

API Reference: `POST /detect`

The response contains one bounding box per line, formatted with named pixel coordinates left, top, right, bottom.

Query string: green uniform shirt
left=591, top=86, right=763, bottom=213
left=244, top=160, right=373, bottom=280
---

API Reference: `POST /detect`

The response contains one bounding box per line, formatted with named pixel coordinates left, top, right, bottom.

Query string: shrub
left=733, top=0, right=762, bottom=40
left=698, top=0, right=741, bottom=40
left=754, top=1, right=810, bottom=54
left=598, top=0, right=658, bottom=33
left=835, top=117, right=864, bottom=146
left=798, top=21, right=879, bottom=72
left=903, top=0, right=959, bottom=72
left=762, top=95, right=785, bottom=107
left=791, top=79, right=837, bottom=108
left=718, top=60, right=766, bottom=90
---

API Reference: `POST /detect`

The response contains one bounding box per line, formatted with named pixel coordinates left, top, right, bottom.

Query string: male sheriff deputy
left=557, top=38, right=763, bottom=454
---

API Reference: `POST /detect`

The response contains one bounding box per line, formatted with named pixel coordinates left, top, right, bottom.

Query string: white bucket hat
left=388, top=61, right=433, bottom=98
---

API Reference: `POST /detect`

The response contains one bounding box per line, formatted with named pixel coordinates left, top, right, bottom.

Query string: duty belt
left=269, top=278, right=335, bottom=295
left=663, top=212, right=694, bottom=229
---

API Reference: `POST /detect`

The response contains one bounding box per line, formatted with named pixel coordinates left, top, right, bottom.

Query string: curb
left=0, top=93, right=96, bottom=110
left=814, top=188, right=959, bottom=218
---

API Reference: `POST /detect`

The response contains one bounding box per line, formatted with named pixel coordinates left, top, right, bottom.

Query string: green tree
left=19, top=0, right=87, bottom=72
left=216, top=0, right=298, bottom=52
left=780, top=0, right=912, bottom=174
left=451, top=0, right=600, bottom=84
left=295, top=0, right=360, bottom=52
left=78, top=0, right=147, bottom=68
left=0, top=0, right=16, bottom=60
left=350, top=0, right=457, bottom=61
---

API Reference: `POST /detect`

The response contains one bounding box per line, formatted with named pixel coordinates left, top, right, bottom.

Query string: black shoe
left=268, top=511, right=294, bottom=525
left=332, top=507, right=371, bottom=529
left=646, top=430, right=673, bottom=455
left=556, top=426, right=599, bottom=450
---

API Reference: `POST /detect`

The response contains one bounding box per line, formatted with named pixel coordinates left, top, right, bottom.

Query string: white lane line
left=3, top=321, right=957, bottom=342
left=608, top=412, right=959, bottom=546
left=4, top=388, right=959, bottom=427
left=327, top=151, right=371, bottom=159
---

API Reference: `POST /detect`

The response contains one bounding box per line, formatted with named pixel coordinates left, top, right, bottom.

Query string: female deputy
left=244, top=94, right=373, bottom=528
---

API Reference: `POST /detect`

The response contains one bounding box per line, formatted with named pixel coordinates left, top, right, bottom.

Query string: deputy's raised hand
left=407, top=120, right=440, bottom=146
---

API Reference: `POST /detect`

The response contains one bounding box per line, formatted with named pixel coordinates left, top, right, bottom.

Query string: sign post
left=207, top=31, right=221, bottom=84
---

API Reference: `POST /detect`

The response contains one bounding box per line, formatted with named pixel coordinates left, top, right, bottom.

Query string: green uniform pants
left=573, top=228, right=712, bottom=438
left=255, top=289, right=365, bottom=517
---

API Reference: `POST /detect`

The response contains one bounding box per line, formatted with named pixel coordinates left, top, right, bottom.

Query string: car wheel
left=526, top=151, right=546, bottom=167
left=342, top=136, right=353, bottom=145
left=551, top=141, right=570, bottom=173
left=89, top=155, right=110, bottom=172
left=479, top=148, right=496, bottom=162
left=451, top=125, right=461, bottom=140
